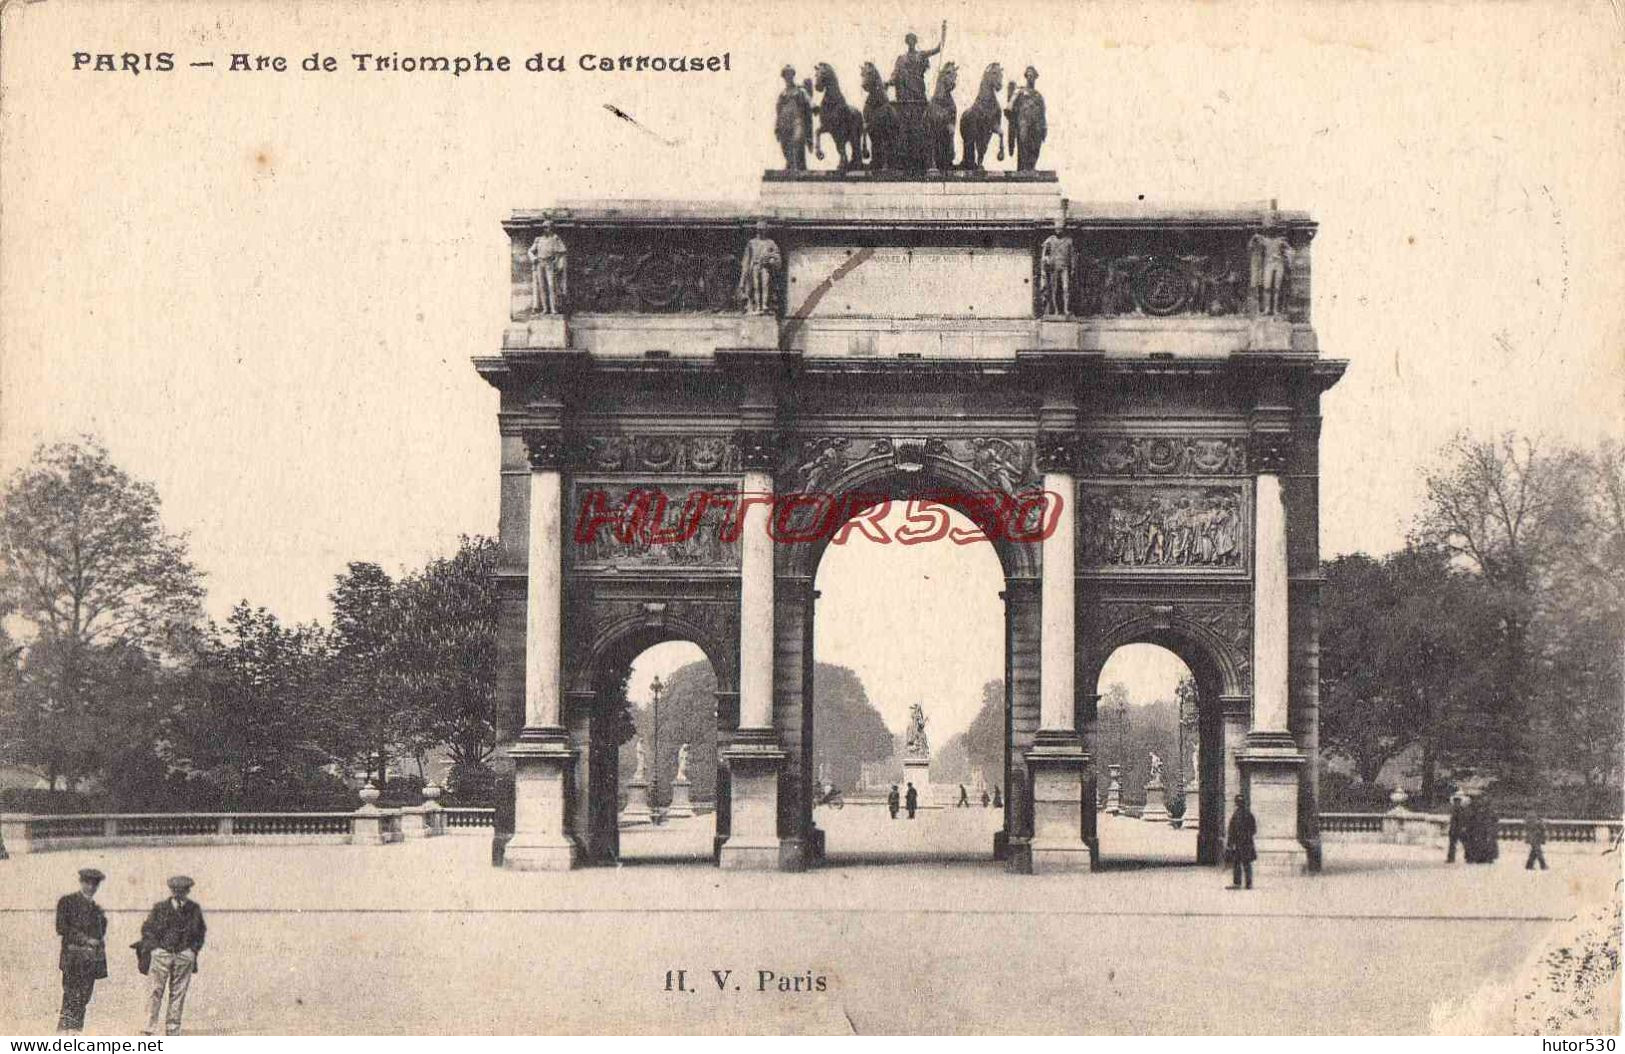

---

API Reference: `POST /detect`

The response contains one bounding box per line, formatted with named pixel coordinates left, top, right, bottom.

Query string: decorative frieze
left=1078, top=483, right=1249, bottom=571
left=1035, top=432, right=1078, bottom=474
left=580, top=435, right=742, bottom=475
left=785, top=435, right=1039, bottom=493
left=1080, top=435, right=1249, bottom=477
left=737, top=430, right=782, bottom=471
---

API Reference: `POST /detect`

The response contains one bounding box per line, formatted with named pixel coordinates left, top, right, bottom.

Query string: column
left=504, top=428, right=580, bottom=871
left=1024, top=432, right=1092, bottom=873
left=719, top=431, right=788, bottom=870
left=1236, top=428, right=1307, bottom=873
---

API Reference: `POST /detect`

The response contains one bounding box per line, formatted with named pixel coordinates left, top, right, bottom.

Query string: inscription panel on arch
left=1078, top=481, right=1251, bottom=576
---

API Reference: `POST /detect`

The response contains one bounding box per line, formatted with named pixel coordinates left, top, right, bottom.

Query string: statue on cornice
left=527, top=219, right=568, bottom=315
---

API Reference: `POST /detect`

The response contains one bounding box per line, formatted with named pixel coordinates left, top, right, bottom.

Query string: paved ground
left=1, top=807, right=1617, bottom=1035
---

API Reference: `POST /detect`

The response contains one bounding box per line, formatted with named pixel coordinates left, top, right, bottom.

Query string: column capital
left=736, top=429, right=781, bottom=471
left=1248, top=430, right=1292, bottom=474
left=523, top=428, right=568, bottom=470
left=1036, top=431, right=1079, bottom=474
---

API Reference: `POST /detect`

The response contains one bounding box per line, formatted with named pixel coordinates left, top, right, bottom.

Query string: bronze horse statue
left=859, top=61, right=898, bottom=170
left=924, top=61, right=959, bottom=171
left=812, top=63, right=865, bottom=171
left=958, top=62, right=1005, bottom=170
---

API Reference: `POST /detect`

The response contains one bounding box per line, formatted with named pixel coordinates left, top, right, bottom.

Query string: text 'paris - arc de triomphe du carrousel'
left=473, top=24, right=1346, bottom=874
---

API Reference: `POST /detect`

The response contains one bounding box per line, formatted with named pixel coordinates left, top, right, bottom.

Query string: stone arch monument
left=475, top=118, right=1343, bottom=874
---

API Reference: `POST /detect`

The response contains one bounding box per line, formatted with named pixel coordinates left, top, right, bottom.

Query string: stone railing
left=443, top=807, right=496, bottom=833
left=0, top=782, right=453, bottom=856
left=1320, top=810, right=1622, bottom=851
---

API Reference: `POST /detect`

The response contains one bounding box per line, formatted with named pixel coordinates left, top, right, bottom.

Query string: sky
left=3, top=0, right=1621, bottom=742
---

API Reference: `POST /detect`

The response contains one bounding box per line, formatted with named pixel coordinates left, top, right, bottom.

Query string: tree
left=1414, top=432, right=1582, bottom=791
left=959, top=678, right=1005, bottom=790
left=389, top=537, right=500, bottom=782
left=165, top=603, right=343, bottom=808
left=0, top=438, right=203, bottom=790
left=809, top=663, right=894, bottom=791
left=328, top=562, right=401, bottom=785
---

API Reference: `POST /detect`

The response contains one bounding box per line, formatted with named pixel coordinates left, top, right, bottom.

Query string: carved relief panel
left=568, top=480, right=742, bottom=572
left=1078, top=482, right=1251, bottom=574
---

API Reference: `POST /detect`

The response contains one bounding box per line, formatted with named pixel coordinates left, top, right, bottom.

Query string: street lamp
left=650, top=674, right=664, bottom=804
left=1116, top=696, right=1129, bottom=771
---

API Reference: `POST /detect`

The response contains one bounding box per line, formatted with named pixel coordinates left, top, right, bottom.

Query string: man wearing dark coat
left=1446, top=797, right=1467, bottom=862
left=905, top=782, right=919, bottom=819
left=887, top=784, right=900, bottom=820
left=138, top=875, right=206, bottom=1036
left=1225, top=795, right=1257, bottom=890
left=56, top=868, right=108, bottom=1034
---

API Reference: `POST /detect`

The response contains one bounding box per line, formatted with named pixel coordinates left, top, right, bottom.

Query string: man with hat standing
left=138, top=875, right=206, bottom=1035
left=56, top=868, right=108, bottom=1033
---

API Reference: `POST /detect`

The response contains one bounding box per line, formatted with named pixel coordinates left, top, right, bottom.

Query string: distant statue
left=859, top=62, right=899, bottom=170
left=737, top=220, right=782, bottom=315
left=889, top=21, right=946, bottom=104
left=1147, top=751, right=1164, bottom=784
left=527, top=219, right=568, bottom=315
left=958, top=62, right=1006, bottom=170
left=675, top=743, right=690, bottom=782
left=1040, top=220, right=1075, bottom=316
left=1005, top=66, right=1047, bottom=171
left=774, top=65, right=814, bottom=171
left=924, top=61, right=960, bottom=171
left=904, top=702, right=931, bottom=759
left=812, top=63, right=865, bottom=171
left=1248, top=225, right=1294, bottom=316
left=632, top=739, right=648, bottom=782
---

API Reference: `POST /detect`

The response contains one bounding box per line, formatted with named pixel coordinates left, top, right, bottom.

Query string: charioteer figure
left=889, top=21, right=947, bottom=171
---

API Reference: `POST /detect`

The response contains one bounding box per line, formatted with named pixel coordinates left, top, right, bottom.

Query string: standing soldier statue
left=738, top=221, right=783, bottom=315
left=774, top=65, right=814, bottom=171
left=1005, top=65, right=1048, bottom=171
left=1040, top=219, right=1075, bottom=316
left=1248, top=222, right=1294, bottom=316
left=527, top=219, right=568, bottom=315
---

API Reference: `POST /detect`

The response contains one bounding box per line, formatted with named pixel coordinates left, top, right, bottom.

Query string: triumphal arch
left=475, top=55, right=1344, bottom=873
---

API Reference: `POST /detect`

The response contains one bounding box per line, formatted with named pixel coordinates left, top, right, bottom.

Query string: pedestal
left=667, top=777, right=695, bottom=819
left=1025, top=732, right=1093, bottom=873
left=504, top=732, right=580, bottom=871
left=502, top=315, right=569, bottom=351
left=1036, top=318, right=1083, bottom=350
left=901, top=759, right=933, bottom=811
left=1178, top=777, right=1199, bottom=831
left=1238, top=734, right=1307, bottom=874
left=1104, top=764, right=1123, bottom=815
left=736, top=314, right=780, bottom=350
left=1247, top=317, right=1293, bottom=352
left=718, top=734, right=786, bottom=871
left=622, top=779, right=651, bottom=824
left=1141, top=779, right=1170, bottom=823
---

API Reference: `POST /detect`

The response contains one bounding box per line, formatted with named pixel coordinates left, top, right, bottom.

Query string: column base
left=717, top=732, right=788, bottom=871
left=1238, top=733, right=1309, bottom=874
left=505, top=728, right=580, bottom=872
left=1025, top=731, right=1093, bottom=875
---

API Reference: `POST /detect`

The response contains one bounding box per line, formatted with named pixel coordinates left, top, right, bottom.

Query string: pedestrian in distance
left=957, top=784, right=969, bottom=807
left=1446, top=795, right=1467, bottom=863
left=1225, top=794, right=1256, bottom=890
left=905, top=782, right=919, bottom=819
left=1524, top=810, right=1549, bottom=871
left=887, top=784, right=900, bottom=820
left=56, top=867, right=108, bottom=1034
left=137, top=875, right=207, bottom=1036
left=980, top=789, right=991, bottom=808
left=991, top=786, right=1002, bottom=808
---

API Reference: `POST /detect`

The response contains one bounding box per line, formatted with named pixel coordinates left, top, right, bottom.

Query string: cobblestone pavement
left=1, top=807, right=1616, bottom=1034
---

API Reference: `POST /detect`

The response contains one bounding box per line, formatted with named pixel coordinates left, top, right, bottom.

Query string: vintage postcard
left=0, top=0, right=1621, bottom=1038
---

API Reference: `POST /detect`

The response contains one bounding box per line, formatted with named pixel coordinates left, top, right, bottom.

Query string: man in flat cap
left=138, top=876, right=206, bottom=1035
left=56, top=868, right=108, bottom=1033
